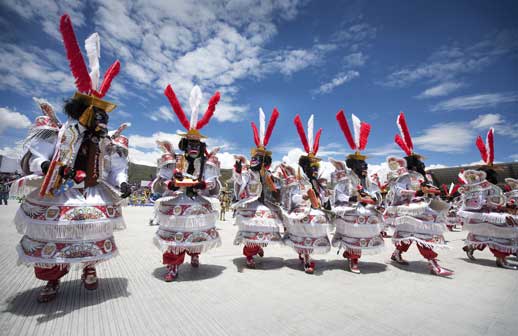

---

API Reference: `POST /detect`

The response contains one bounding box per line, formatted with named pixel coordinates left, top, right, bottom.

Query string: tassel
left=359, top=122, right=371, bottom=150
left=164, top=85, right=190, bottom=130
left=294, top=114, right=310, bottom=153
left=196, top=91, right=220, bottom=130
left=397, top=112, right=414, bottom=152
left=251, top=122, right=261, bottom=147
left=97, top=60, right=120, bottom=98
left=475, top=135, right=487, bottom=163
left=263, top=108, right=279, bottom=147
left=395, top=134, right=412, bottom=156
left=313, top=128, right=322, bottom=154
left=487, top=128, right=494, bottom=165
left=59, top=14, right=92, bottom=93
left=336, top=110, right=356, bottom=150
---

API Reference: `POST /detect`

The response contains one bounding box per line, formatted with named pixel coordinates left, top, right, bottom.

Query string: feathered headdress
left=59, top=14, right=121, bottom=125
left=156, top=140, right=176, bottom=167
left=109, top=122, right=131, bottom=150
left=441, top=182, right=461, bottom=198
left=294, top=114, right=322, bottom=161
left=164, top=84, right=220, bottom=140
left=250, top=107, right=280, bottom=156
left=336, top=110, right=371, bottom=160
left=394, top=112, right=422, bottom=159
left=475, top=128, right=495, bottom=166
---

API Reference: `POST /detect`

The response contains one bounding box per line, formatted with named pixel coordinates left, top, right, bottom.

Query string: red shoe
left=304, top=261, right=315, bottom=274
left=428, top=259, right=454, bottom=277
left=82, top=266, right=98, bottom=290
left=246, top=257, right=256, bottom=269
left=37, top=280, right=60, bottom=303
left=258, top=248, right=264, bottom=257
left=349, top=258, right=360, bottom=274
left=164, top=265, right=178, bottom=282
left=391, top=250, right=409, bottom=265
left=190, top=254, right=200, bottom=268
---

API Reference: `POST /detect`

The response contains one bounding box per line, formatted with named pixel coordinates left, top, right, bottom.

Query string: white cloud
left=313, top=70, right=359, bottom=95
left=469, top=113, right=503, bottom=129
left=343, top=52, right=367, bottom=68
left=0, top=107, right=31, bottom=134
left=416, top=82, right=463, bottom=98
left=431, top=92, right=518, bottom=112
left=149, top=106, right=177, bottom=123
left=384, top=30, right=518, bottom=88
left=509, top=154, right=518, bottom=161
left=216, top=151, right=238, bottom=169
left=413, top=122, right=473, bottom=153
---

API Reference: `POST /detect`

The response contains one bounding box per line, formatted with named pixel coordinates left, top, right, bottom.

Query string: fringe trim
left=283, top=239, right=331, bottom=255
left=332, top=241, right=385, bottom=256
left=332, top=206, right=357, bottom=217
left=153, top=235, right=221, bottom=254
left=233, top=238, right=284, bottom=247
left=464, top=222, right=518, bottom=238
left=16, top=244, right=119, bottom=266
left=156, top=211, right=218, bottom=231
left=234, top=216, right=284, bottom=232
left=14, top=209, right=126, bottom=240
left=284, top=222, right=330, bottom=238
left=457, top=210, right=511, bottom=224
left=394, top=216, right=447, bottom=235
left=385, top=202, right=428, bottom=216
left=464, top=240, right=518, bottom=254
left=333, top=219, right=384, bottom=237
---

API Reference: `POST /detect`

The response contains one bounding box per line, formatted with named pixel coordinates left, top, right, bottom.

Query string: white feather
left=259, top=107, right=266, bottom=145
left=351, top=114, right=361, bottom=149
left=448, top=182, right=454, bottom=195
left=308, top=115, right=314, bottom=151
left=189, top=85, right=202, bottom=130
left=85, top=33, right=101, bottom=91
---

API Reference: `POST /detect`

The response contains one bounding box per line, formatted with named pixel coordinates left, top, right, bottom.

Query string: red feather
left=59, top=14, right=91, bottom=93
left=164, top=85, right=190, bottom=130
left=441, top=184, right=448, bottom=195
left=359, top=122, right=371, bottom=150
left=251, top=122, right=261, bottom=147
left=313, top=128, right=323, bottom=154
left=263, top=107, right=280, bottom=147
left=196, top=91, right=220, bottom=130
left=336, top=110, right=356, bottom=150
left=475, top=135, right=487, bottom=163
left=294, top=114, right=310, bottom=153
left=487, top=128, right=494, bottom=164
left=96, top=60, right=120, bottom=98
left=395, top=134, right=412, bottom=156
left=397, top=112, right=413, bottom=152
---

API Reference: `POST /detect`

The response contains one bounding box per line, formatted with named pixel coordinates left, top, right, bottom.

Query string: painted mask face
left=250, top=154, right=264, bottom=172
left=93, top=108, right=109, bottom=137
left=186, top=139, right=201, bottom=158
left=309, top=162, right=320, bottom=178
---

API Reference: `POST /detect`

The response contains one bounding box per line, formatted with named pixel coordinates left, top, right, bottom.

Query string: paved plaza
left=0, top=203, right=516, bottom=336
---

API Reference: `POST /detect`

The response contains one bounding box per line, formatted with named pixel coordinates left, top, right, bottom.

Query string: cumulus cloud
left=0, top=107, right=31, bottom=134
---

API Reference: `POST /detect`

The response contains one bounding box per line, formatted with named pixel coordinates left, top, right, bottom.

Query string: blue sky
left=0, top=0, right=517, bottom=171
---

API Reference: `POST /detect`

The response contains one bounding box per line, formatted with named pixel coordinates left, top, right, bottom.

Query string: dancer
left=154, top=84, right=222, bottom=281
left=385, top=112, right=453, bottom=276
left=440, top=183, right=463, bottom=232
left=232, top=108, right=283, bottom=268
left=14, top=14, right=129, bottom=302
left=459, top=129, right=517, bottom=269
left=279, top=114, right=331, bottom=274
left=330, top=111, right=384, bottom=274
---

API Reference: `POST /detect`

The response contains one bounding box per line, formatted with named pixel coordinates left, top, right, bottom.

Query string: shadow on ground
left=4, top=277, right=130, bottom=323
left=232, top=257, right=284, bottom=273
left=390, top=260, right=454, bottom=279
left=152, top=264, right=225, bottom=282
left=320, top=259, right=388, bottom=274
